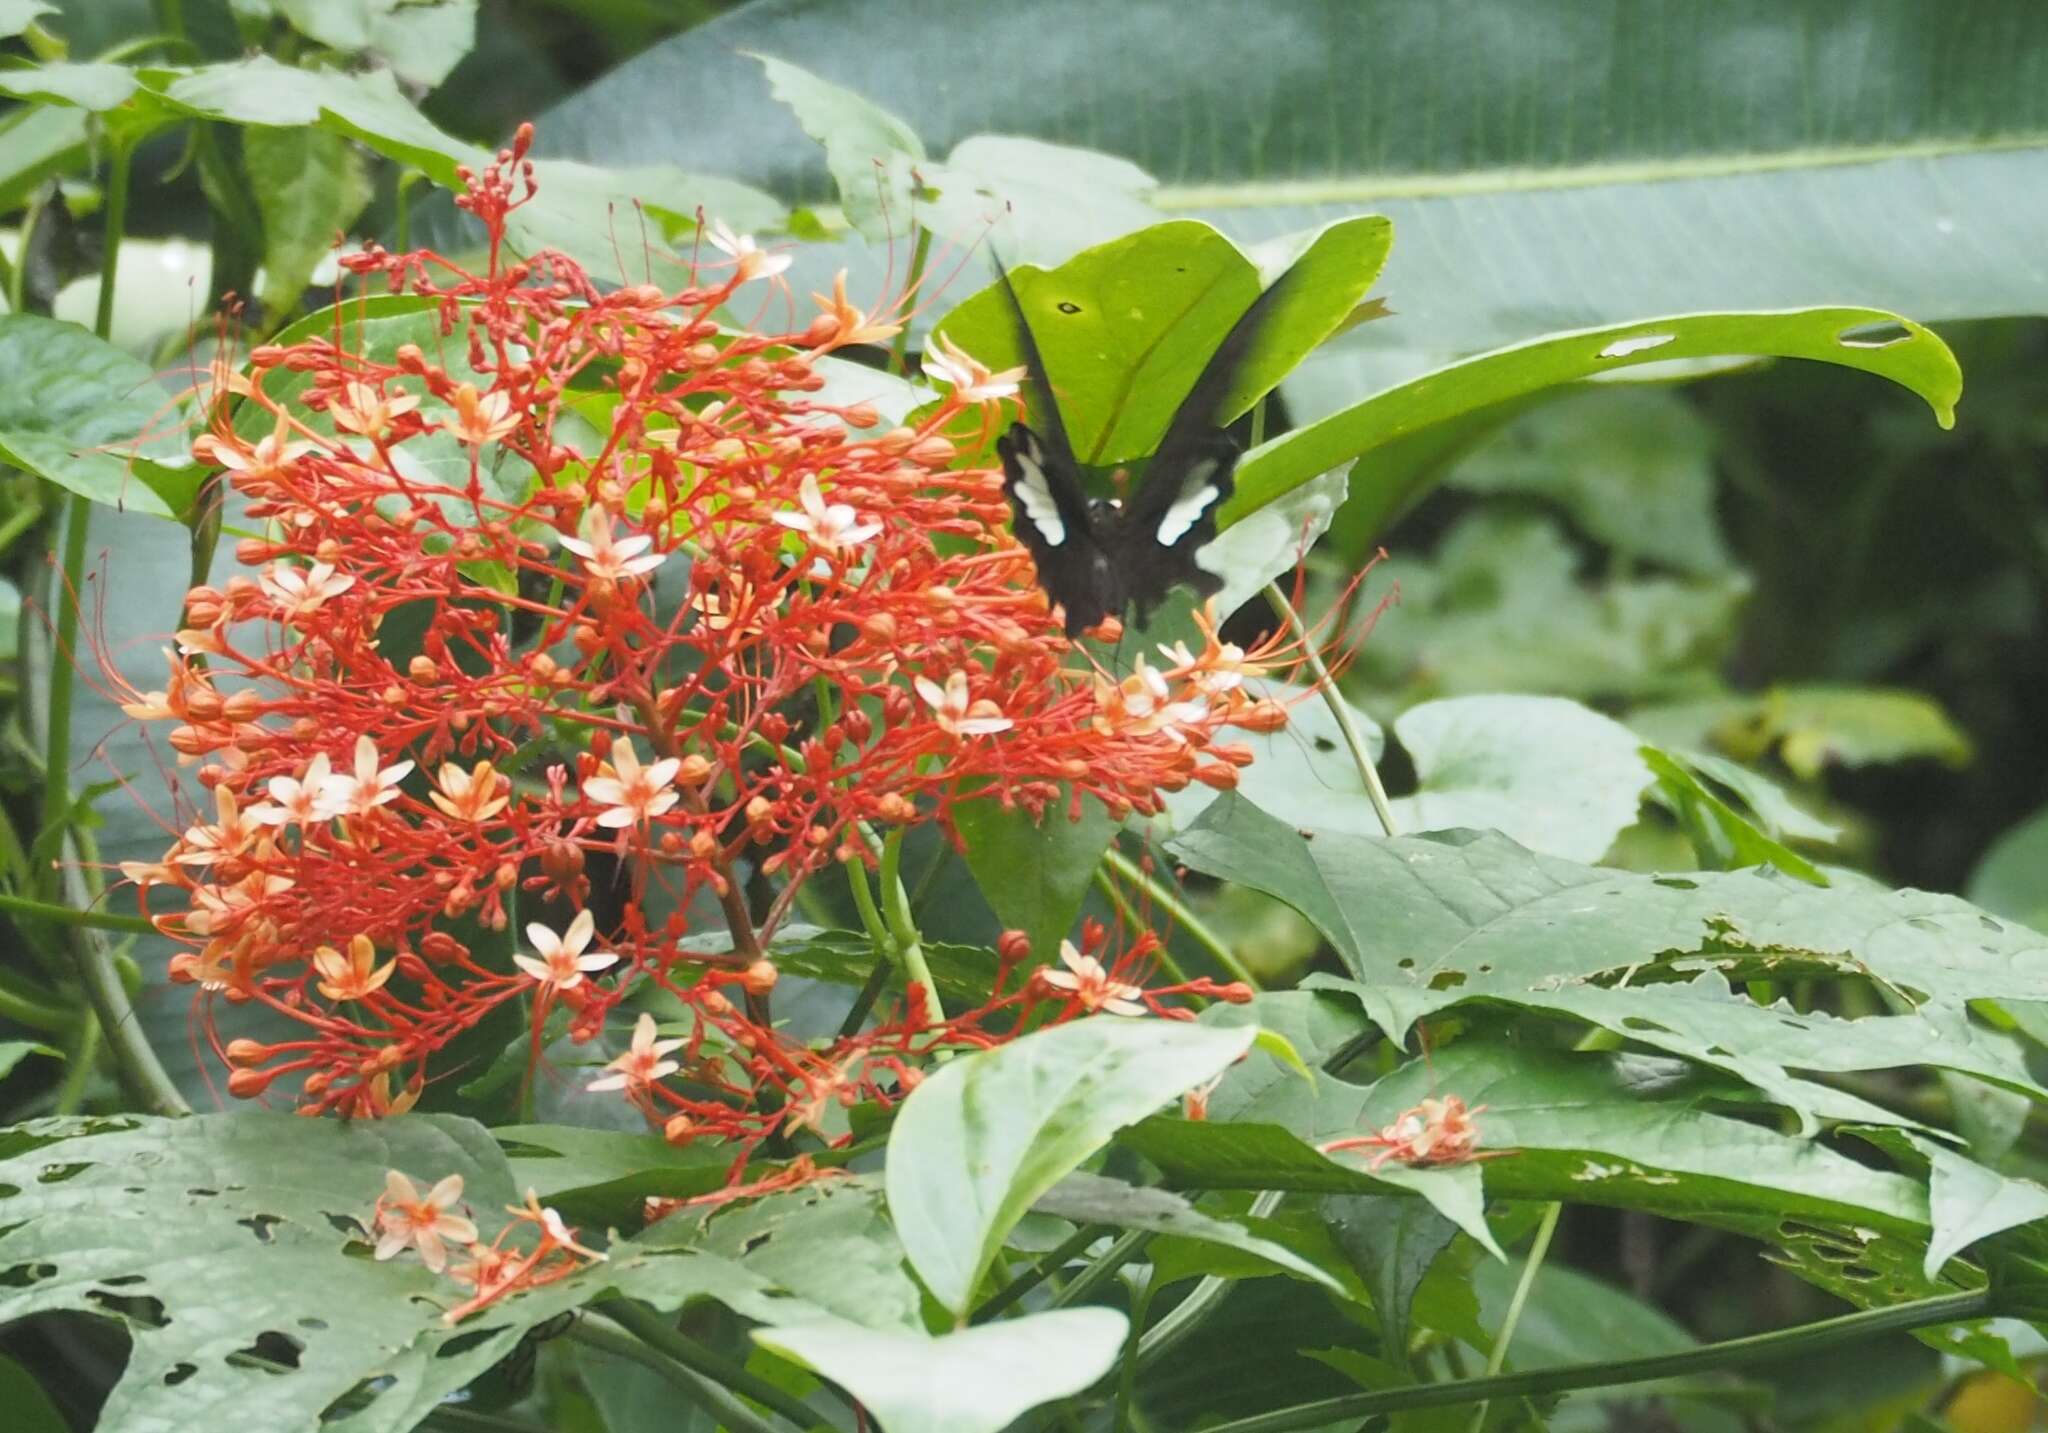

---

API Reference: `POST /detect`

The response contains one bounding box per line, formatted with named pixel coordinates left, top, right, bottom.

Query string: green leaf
left=1761, top=684, right=1975, bottom=779
left=1969, top=803, right=2048, bottom=934
left=1230, top=306, right=1960, bottom=536
left=754, top=1308, right=1127, bottom=1433
left=0, top=1352, right=67, bottom=1433
left=918, top=135, right=1160, bottom=267
left=1912, top=1134, right=2048, bottom=1281
left=243, top=125, right=373, bottom=320
left=0, top=61, right=142, bottom=110
left=0, top=314, right=196, bottom=518
left=1033, top=1171, right=1345, bottom=1292
left=954, top=789, right=1117, bottom=960
left=1675, top=747, right=1841, bottom=845
left=1321, top=1193, right=1459, bottom=1374
left=541, top=1, right=2048, bottom=351
left=933, top=215, right=1388, bottom=471
left=0, top=1041, right=58, bottom=1081
left=0, top=1113, right=850, bottom=1433
left=495, top=1123, right=733, bottom=1223
left=1642, top=745, right=1829, bottom=884
left=1124, top=1040, right=1931, bottom=1233
left=885, top=1015, right=1255, bottom=1313
left=752, top=52, right=925, bottom=243
left=1385, top=694, right=1652, bottom=862
left=1448, top=387, right=1733, bottom=576
left=273, top=0, right=478, bottom=88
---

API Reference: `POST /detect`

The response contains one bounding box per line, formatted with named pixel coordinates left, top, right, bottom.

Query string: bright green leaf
left=1969, top=804, right=2048, bottom=934
left=1642, top=745, right=1829, bottom=884
left=754, top=1308, right=1127, bottom=1433
left=1912, top=1134, right=2048, bottom=1281
left=1230, top=307, right=1960, bottom=537
left=0, top=1352, right=66, bottom=1433
left=751, top=52, right=925, bottom=242
left=0, top=1041, right=57, bottom=1081
left=0, top=61, right=141, bottom=110
left=274, top=0, right=478, bottom=87
left=885, top=1016, right=1255, bottom=1313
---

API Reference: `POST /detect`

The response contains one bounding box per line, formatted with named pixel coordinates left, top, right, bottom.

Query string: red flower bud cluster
left=114, top=129, right=1301, bottom=1154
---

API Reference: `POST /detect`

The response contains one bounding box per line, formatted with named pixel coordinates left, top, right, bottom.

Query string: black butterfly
left=990, top=258, right=1295, bottom=637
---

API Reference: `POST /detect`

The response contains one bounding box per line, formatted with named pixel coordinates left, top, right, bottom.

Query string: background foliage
left=2, top=2, right=2048, bottom=1431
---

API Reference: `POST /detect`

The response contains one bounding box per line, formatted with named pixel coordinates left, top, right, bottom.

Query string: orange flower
left=374, top=1171, right=478, bottom=1272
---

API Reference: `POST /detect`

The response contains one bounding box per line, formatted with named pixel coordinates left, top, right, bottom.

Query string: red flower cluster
left=113, top=128, right=1281, bottom=1154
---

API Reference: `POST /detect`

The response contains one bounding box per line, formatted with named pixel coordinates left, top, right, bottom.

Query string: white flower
left=248, top=752, right=336, bottom=827
left=375, top=1171, right=477, bottom=1273
left=914, top=670, right=1013, bottom=737
left=260, top=561, right=354, bottom=621
left=706, top=219, right=792, bottom=283
left=771, top=474, right=881, bottom=555
left=317, top=735, right=415, bottom=819
left=923, top=332, right=1025, bottom=403
left=174, top=784, right=258, bottom=868
left=587, top=1012, right=686, bottom=1093
left=582, top=738, right=682, bottom=828
left=1039, top=940, right=1146, bottom=1017
left=560, top=512, right=665, bottom=584
left=512, top=909, right=619, bottom=992
left=1094, top=658, right=1207, bottom=743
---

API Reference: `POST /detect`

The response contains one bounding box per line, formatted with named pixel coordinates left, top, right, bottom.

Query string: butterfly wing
left=987, top=256, right=1119, bottom=635
left=996, top=423, right=1118, bottom=635
left=1116, top=265, right=1307, bottom=621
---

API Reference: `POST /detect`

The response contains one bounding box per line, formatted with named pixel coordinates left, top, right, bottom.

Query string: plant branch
left=1263, top=582, right=1397, bottom=837
left=1101, top=845, right=1256, bottom=988
left=1196, top=1289, right=1995, bottom=1432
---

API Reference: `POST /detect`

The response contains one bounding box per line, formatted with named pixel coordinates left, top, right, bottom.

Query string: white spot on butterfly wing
left=1153, top=459, right=1222, bottom=546
left=1010, top=447, right=1067, bottom=546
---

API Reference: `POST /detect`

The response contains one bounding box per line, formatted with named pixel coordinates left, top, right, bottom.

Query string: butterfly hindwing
left=996, top=423, right=1119, bottom=636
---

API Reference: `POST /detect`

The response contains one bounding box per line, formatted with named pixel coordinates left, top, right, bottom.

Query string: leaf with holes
left=0, top=1113, right=853, bottom=1433
left=885, top=1016, right=1255, bottom=1313
left=1229, top=306, right=1958, bottom=539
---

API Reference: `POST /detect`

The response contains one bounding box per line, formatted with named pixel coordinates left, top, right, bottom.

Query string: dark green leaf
left=1642, top=746, right=1829, bottom=884
left=953, top=790, right=1116, bottom=961
left=0, top=314, right=197, bottom=518
left=0, top=1351, right=67, bottom=1433
left=242, top=125, right=373, bottom=320
left=1320, top=1193, right=1459, bottom=1374
left=1033, top=1171, right=1344, bottom=1291
left=885, top=1015, right=1254, bottom=1312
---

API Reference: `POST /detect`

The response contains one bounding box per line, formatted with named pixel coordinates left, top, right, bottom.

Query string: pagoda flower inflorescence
left=116, top=129, right=1293, bottom=1178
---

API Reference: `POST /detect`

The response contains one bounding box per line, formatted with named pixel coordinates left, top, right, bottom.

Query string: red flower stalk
left=115, top=128, right=1317, bottom=1171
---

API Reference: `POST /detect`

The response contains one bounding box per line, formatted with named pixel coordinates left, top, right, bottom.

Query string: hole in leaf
left=436, top=1326, right=507, bottom=1360
left=0, top=1183, right=17, bottom=1199
left=1979, top=915, right=2003, bottom=933
left=1619, top=1017, right=1669, bottom=1033
left=322, top=1376, right=395, bottom=1422
left=1427, top=970, right=1466, bottom=991
left=100, top=1274, right=145, bottom=1287
left=1837, top=1263, right=1881, bottom=1281
left=163, top=1363, right=197, bottom=1387
left=37, top=1163, right=89, bottom=1184
left=1705, top=1046, right=1733, bottom=1058
left=741, top=1232, right=772, bottom=1255
left=88, top=1290, right=169, bottom=1326
left=300, top=1316, right=329, bottom=1331
left=1837, top=321, right=1911, bottom=349
left=1056, top=301, right=1081, bottom=315
left=1396, top=958, right=1415, bottom=970
left=1312, top=735, right=1336, bottom=753
left=232, top=1330, right=304, bottom=1372
left=188, top=1187, right=221, bottom=1198
left=325, top=1212, right=365, bottom=1236
left=1598, top=333, right=1674, bottom=359
left=0, top=1262, right=56, bottom=1287
left=239, top=1214, right=284, bottom=1244
left=1652, top=877, right=1698, bottom=891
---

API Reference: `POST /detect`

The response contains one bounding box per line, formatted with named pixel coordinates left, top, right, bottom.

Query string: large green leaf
left=1033, top=1171, right=1345, bottom=1292
left=954, top=791, right=1117, bottom=963
left=537, top=1, right=2048, bottom=351
left=242, top=125, right=373, bottom=320
left=754, top=1308, right=1127, bottom=1433
left=1968, top=803, right=2048, bottom=935
left=0, top=314, right=198, bottom=518
left=0, top=1113, right=838, bottom=1433
left=1228, top=305, right=1959, bottom=533
left=1319, top=1193, right=1459, bottom=1375
left=269, top=0, right=478, bottom=88
left=884, top=1015, right=1254, bottom=1313
left=933, top=215, right=1389, bottom=471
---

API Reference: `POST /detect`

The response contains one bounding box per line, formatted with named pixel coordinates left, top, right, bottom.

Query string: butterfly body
left=987, top=259, right=1292, bottom=637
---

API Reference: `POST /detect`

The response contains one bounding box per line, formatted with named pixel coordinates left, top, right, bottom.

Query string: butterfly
left=990, top=258, right=1300, bottom=637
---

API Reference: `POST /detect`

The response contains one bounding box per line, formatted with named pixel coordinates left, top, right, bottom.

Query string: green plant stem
left=0, top=979, right=72, bottom=1034
left=880, top=827, right=944, bottom=1024
left=1092, top=865, right=1190, bottom=984
left=1470, top=1201, right=1562, bottom=1432
left=973, top=1224, right=1105, bottom=1322
left=92, top=141, right=132, bottom=340
left=0, top=892, right=152, bottom=934
left=888, top=224, right=933, bottom=377
left=582, top=1304, right=819, bottom=1432
left=62, top=858, right=189, bottom=1115
left=1048, top=1229, right=1150, bottom=1309
left=1136, top=1190, right=1285, bottom=1368
left=52, top=1010, right=100, bottom=1114
left=1101, top=846, right=1256, bottom=988
left=1197, top=1289, right=1994, bottom=1433
left=1115, top=1276, right=1156, bottom=1433
left=1263, top=582, right=1398, bottom=837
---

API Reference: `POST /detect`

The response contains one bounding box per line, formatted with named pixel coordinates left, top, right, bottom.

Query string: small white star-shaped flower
left=260, top=561, right=354, bottom=621
left=914, top=669, right=1014, bottom=737
left=706, top=219, right=791, bottom=283
left=587, top=1012, right=686, bottom=1093
left=512, top=909, right=619, bottom=992
left=248, top=752, right=337, bottom=827
left=923, top=332, right=1025, bottom=403
left=1039, top=940, right=1146, bottom=1017
left=318, top=735, right=415, bottom=819
left=582, top=738, right=682, bottom=828
left=771, top=474, right=882, bottom=555
left=560, top=512, right=665, bottom=585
